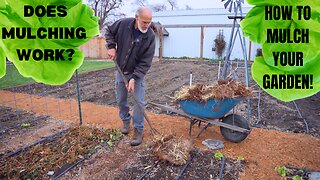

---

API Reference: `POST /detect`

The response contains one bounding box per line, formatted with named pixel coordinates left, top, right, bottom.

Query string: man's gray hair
left=135, top=6, right=152, bottom=17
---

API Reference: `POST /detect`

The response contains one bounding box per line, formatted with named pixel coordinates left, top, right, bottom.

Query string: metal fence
left=0, top=68, right=83, bottom=155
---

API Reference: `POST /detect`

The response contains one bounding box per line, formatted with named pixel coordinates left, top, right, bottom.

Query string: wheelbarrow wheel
left=220, top=114, right=250, bottom=143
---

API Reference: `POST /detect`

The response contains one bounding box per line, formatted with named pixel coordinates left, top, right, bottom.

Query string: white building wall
left=153, top=8, right=261, bottom=60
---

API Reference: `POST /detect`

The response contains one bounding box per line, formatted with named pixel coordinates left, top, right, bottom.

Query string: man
left=105, top=6, right=155, bottom=146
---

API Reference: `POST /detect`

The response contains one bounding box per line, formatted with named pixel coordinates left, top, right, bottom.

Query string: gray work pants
left=115, top=71, right=145, bottom=133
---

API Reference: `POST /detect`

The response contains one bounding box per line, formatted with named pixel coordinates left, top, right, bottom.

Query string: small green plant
left=237, top=156, right=245, bottom=161
left=275, top=166, right=289, bottom=177
left=110, top=129, right=123, bottom=142
left=292, top=175, right=302, bottom=180
left=88, top=147, right=97, bottom=154
left=214, top=152, right=224, bottom=159
left=107, top=140, right=113, bottom=147
left=179, top=56, right=192, bottom=59
left=21, top=123, right=30, bottom=128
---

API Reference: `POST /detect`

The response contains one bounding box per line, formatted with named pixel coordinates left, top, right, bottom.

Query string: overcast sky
left=84, top=0, right=252, bottom=17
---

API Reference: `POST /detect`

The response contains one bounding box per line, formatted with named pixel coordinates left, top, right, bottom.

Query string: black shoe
left=121, top=121, right=130, bottom=135
left=130, top=129, right=143, bottom=146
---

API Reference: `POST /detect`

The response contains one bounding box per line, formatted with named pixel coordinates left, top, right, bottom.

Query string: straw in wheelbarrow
left=174, top=79, right=252, bottom=102
left=150, top=134, right=193, bottom=166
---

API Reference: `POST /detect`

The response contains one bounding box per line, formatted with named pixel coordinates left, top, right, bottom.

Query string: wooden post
left=159, top=26, right=163, bottom=60
left=200, top=26, right=204, bottom=61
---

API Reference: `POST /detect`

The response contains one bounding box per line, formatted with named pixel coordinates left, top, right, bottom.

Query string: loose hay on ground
left=151, top=135, right=193, bottom=166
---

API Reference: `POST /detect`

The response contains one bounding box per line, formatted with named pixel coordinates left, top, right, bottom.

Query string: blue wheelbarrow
left=150, top=98, right=251, bottom=143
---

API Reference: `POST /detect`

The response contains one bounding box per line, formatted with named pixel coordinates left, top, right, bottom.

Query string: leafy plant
left=21, top=123, right=31, bottom=128
left=88, top=147, right=97, bottom=154
left=109, top=129, right=123, bottom=142
left=292, top=175, right=302, bottom=180
left=0, top=0, right=99, bottom=85
left=214, top=152, right=224, bottom=159
left=180, top=56, right=192, bottom=59
left=275, top=166, right=289, bottom=177
left=107, top=140, right=113, bottom=147
left=208, top=58, right=222, bottom=62
left=237, top=156, right=245, bottom=161
left=240, top=0, right=320, bottom=102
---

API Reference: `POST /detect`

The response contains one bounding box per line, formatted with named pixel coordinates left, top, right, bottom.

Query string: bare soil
left=1, top=59, right=319, bottom=179
left=115, top=148, right=245, bottom=180
left=0, top=106, right=67, bottom=155
left=7, top=60, right=320, bottom=137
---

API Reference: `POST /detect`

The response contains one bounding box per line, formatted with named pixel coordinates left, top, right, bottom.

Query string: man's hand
left=107, top=48, right=116, bottom=60
left=126, top=79, right=135, bottom=93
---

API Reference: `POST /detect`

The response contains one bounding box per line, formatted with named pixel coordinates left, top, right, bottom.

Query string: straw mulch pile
left=174, top=79, right=252, bottom=102
left=151, top=135, right=193, bottom=166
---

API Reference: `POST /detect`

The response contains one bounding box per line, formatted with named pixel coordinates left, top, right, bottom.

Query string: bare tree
left=133, top=0, right=147, bottom=6
left=151, top=4, right=167, bottom=12
left=89, top=0, right=124, bottom=29
left=167, top=0, right=177, bottom=10
left=185, top=5, right=192, bottom=10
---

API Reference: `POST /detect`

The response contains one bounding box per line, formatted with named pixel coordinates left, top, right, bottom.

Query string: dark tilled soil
left=250, top=91, right=320, bottom=137
left=115, top=149, right=245, bottom=180
left=5, top=60, right=320, bottom=137
left=0, top=106, right=66, bottom=155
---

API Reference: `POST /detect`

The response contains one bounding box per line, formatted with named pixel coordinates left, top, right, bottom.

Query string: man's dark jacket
left=105, top=18, right=155, bottom=80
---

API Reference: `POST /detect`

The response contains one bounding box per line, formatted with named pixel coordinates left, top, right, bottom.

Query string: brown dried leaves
left=174, top=79, right=252, bottom=101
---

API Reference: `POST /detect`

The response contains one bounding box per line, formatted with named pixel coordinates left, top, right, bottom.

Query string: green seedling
left=275, top=166, right=289, bottom=177
left=88, top=147, right=97, bottom=154
left=237, top=156, right=245, bottom=161
left=107, top=140, right=113, bottom=147
left=298, top=170, right=304, bottom=173
left=214, top=152, right=224, bottom=159
left=292, top=175, right=302, bottom=180
left=21, top=123, right=30, bottom=128
left=110, top=129, right=123, bottom=142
